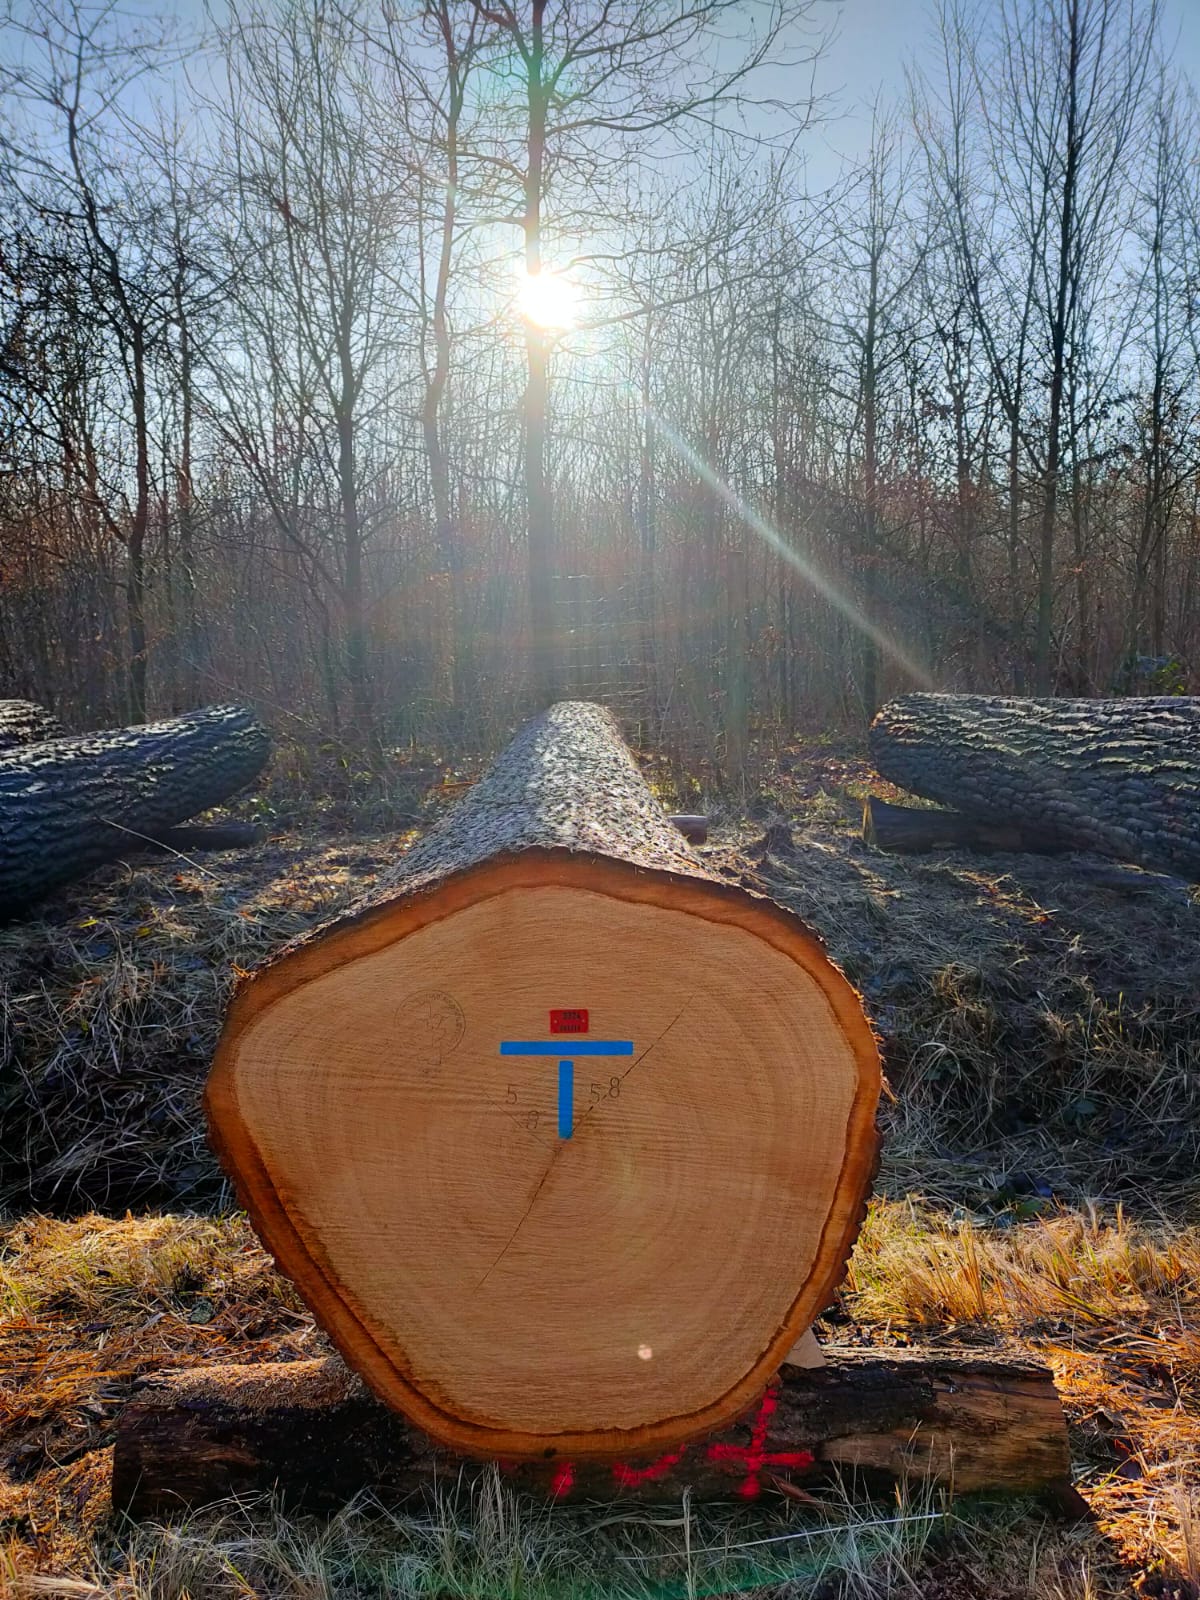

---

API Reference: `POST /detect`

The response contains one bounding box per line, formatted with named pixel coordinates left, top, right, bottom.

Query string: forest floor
left=2, top=737, right=1200, bottom=1598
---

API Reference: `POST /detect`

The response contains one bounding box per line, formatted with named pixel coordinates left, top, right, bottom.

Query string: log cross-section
left=206, top=702, right=881, bottom=1463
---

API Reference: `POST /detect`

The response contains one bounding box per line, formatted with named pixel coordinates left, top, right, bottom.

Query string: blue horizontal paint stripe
left=499, top=1040, right=634, bottom=1056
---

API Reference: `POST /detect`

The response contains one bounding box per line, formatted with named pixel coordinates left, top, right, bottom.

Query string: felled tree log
left=0, top=699, right=63, bottom=751
left=870, top=694, right=1200, bottom=879
left=206, top=701, right=880, bottom=1463
left=111, top=1348, right=1070, bottom=1517
left=0, top=704, right=270, bottom=918
left=863, top=796, right=1070, bottom=856
left=133, top=821, right=268, bottom=856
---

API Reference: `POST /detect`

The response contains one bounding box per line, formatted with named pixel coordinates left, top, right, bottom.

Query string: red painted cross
left=705, top=1383, right=815, bottom=1498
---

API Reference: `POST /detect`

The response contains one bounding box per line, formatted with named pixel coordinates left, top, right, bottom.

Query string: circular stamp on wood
left=396, top=989, right=465, bottom=1073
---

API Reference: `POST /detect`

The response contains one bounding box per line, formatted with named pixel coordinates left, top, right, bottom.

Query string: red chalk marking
left=612, top=1448, right=686, bottom=1488
left=550, top=1461, right=576, bottom=1498
left=706, top=1384, right=815, bottom=1498
left=550, top=1009, right=589, bottom=1034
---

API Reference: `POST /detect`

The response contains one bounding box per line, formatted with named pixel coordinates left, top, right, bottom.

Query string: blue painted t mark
left=499, top=1040, right=634, bottom=1140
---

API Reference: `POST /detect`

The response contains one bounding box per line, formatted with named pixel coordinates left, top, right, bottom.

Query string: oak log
left=0, top=699, right=64, bottom=751
left=870, top=694, right=1200, bottom=879
left=206, top=703, right=881, bottom=1463
left=0, top=704, right=270, bottom=918
left=863, top=796, right=1070, bottom=856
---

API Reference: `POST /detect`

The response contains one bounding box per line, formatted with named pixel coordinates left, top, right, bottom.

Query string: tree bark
left=0, top=704, right=270, bottom=919
left=0, top=700, right=64, bottom=751
left=870, top=693, right=1200, bottom=878
left=111, top=1347, right=1070, bottom=1518
left=206, top=702, right=880, bottom=1464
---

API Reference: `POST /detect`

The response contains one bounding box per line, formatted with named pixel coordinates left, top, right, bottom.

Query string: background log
left=130, top=821, right=268, bottom=856
left=0, top=704, right=270, bottom=919
left=206, top=701, right=880, bottom=1463
left=666, top=813, right=709, bottom=844
left=870, top=694, right=1200, bottom=879
left=863, top=796, right=1070, bottom=856
left=111, top=1348, right=1070, bottom=1517
left=0, top=699, right=63, bottom=751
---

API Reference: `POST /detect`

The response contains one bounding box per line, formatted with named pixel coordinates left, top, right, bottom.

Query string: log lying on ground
left=0, top=704, right=270, bottom=918
left=666, top=813, right=709, bottom=844
left=863, top=796, right=1071, bottom=856
left=870, top=694, right=1200, bottom=879
left=0, top=699, right=63, bottom=751
left=132, top=821, right=268, bottom=856
left=111, top=1348, right=1070, bottom=1517
left=206, top=701, right=880, bottom=1462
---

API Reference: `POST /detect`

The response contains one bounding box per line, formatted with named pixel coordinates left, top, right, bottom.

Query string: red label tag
left=550, top=1009, right=589, bottom=1034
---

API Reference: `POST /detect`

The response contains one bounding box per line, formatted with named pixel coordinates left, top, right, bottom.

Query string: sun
left=516, top=264, right=579, bottom=330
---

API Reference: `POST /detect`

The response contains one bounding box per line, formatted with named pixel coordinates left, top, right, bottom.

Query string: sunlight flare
left=516, top=264, right=579, bottom=330
left=645, top=408, right=933, bottom=690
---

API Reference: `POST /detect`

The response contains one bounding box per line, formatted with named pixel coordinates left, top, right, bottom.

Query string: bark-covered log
left=0, top=699, right=63, bottom=751
left=0, top=704, right=270, bottom=918
left=870, top=694, right=1200, bottom=879
left=111, top=1348, right=1070, bottom=1518
left=863, top=796, right=1071, bottom=856
left=206, top=702, right=880, bottom=1463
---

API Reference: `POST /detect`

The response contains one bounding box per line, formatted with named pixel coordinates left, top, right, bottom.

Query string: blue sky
left=810, top=0, right=1200, bottom=182
left=23, top=0, right=1198, bottom=191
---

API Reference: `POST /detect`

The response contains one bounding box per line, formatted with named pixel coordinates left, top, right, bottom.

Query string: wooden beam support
left=863, top=796, right=1069, bottom=856
left=112, top=1348, right=1070, bottom=1518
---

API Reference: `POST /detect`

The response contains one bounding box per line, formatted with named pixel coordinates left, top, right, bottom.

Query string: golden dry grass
left=2, top=1201, right=1198, bottom=1595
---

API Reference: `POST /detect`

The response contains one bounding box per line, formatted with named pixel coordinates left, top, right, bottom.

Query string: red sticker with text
left=550, top=1009, right=589, bottom=1034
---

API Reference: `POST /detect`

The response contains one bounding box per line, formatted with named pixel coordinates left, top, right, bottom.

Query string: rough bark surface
left=111, top=1348, right=1069, bottom=1517
left=871, top=694, right=1200, bottom=878
left=0, top=700, right=63, bottom=751
left=0, top=704, right=270, bottom=918
left=381, top=701, right=705, bottom=894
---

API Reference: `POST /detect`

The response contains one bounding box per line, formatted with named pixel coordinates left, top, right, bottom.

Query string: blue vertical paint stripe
left=558, top=1060, right=574, bottom=1139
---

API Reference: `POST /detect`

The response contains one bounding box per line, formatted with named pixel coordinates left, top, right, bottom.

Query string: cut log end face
left=206, top=707, right=879, bottom=1462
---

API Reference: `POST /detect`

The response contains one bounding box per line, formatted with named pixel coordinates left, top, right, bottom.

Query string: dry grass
left=0, top=835, right=413, bottom=1212
left=838, top=1200, right=1200, bottom=1588
left=748, top=744, right=1200, bottom=1207
left=1, top=1476, right=951, bottom=1599
left=2, top=1202, right=1198, bottom=1594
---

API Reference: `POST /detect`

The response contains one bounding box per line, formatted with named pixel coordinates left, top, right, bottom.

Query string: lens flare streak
left=646, top=409, right=933, bottom=689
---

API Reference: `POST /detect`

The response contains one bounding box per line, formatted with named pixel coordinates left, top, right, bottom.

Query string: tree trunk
left=522, top=0, right=558, bottom=707
left=111, top=1347, right=1069, bottom=1518
left=870, top=693, right=1200, bottom=878
left=0, top=700, right=64, bottom=751
left=0, top=704, right=270, bottom=919
left=206, top=702, right=880, bottom=1464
